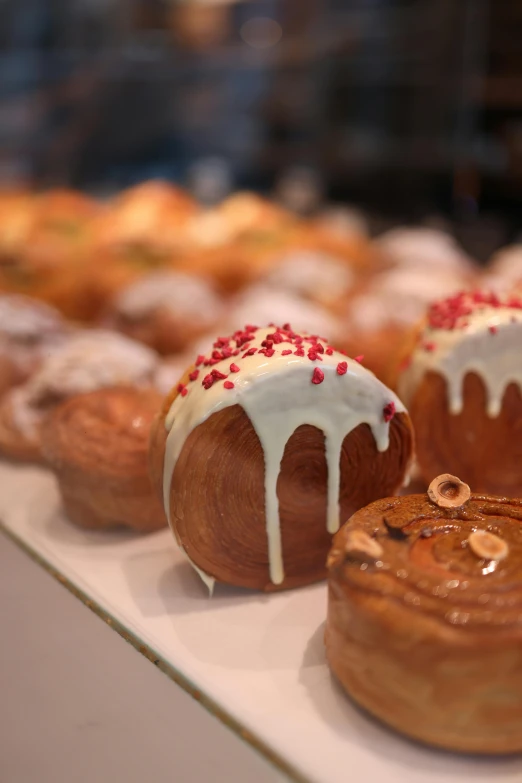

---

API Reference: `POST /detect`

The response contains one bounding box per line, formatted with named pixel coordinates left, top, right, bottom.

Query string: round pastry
left=105, top=270, right=225, bottom=355
left=259, top=249, right=358, bottom=309
left=0, top=330, right=159, bottom=463
left=375, top=227, right=476, bottom=274
left=483, top=244, right=522, bottom=294
left=92, top=180, right=199, bottom=258
left=398, top=291, right=522, bottom=495
left=340, top=267, right=473, bottom=386
left=149, top=324, right=414, bottom=592
left=0, top=294, right=70, bottom=397
left=226, top=285, right=343, bottom=344
left=41, top=387, right=166, bottom=533
left=326, top=474, right=522, bottom=754
left=0, top=189, right=102, bottom=319
left=0, top=189, right=34, bottom=265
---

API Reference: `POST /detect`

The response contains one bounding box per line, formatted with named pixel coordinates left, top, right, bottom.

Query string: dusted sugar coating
left=326, top=488, right=522, bottom=753
left=159, top=323, right=412, bottom=592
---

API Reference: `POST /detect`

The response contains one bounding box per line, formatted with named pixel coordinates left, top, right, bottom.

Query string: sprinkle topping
left=428, top=291, right=522, bottom=331
left=337, top=361, right=348, bottom=375
left=311, top=367, right=325, bottom=384
left=383, top=401, right=396, bottom=422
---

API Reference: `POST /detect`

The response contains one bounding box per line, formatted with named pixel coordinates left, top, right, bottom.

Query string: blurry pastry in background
left=82, top=181, right=200, bottom=318
left=0, top=189, right=102, bottom=319
left=92, top=180, right=198, bottom=258
left=339, top=267, right=473, bottom=386
left=312, top=205, right=369, bottom=242
left=0, top=189, right=34, bottom=265
left=42, top=387, right=166, bottom=533
left=150, top=323, right=413, bottom=591
left=375, top=227, right=476, bottom=275
left=225, top=284, right=343, bottom=344
left=0, top=295, right=71, bottom=397
left=215, top=191, right=294, bottom=237
left=0, top=330, right=159, bottom=463
left=398, top=291, right=522, bottom=495
left=259, top=249, right=358, bottom=310
left=482, top=244, right=522, bottom=294
left=105, top=270, right=225, bottom=355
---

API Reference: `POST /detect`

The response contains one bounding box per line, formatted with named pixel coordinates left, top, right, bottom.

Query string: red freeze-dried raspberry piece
left=294, top=347, right=305, bottom=357
left=423, top=342, right=436, bottom=352
left=189, top=369, right=199, bottom=382
left=311, top=367, right=324, bottom=384
left=383, top=401, right=396, bottom=422
left=489, top=325, right=498, bottom=335
left=222, top=346, right=233, bottom=358
left=230, top=363, right=240, bottom=373
left=211, top=369, right=228, bottom=380
left=325, top=347, right=334, bottom=356
left=260, top=348, right=275, bottom=357
left=243, top=347, right=257, bottom=357
left=337, top=361, right=348, bottom=375
left=224, top=381, right=235, bottom=390
left=202, top=374, right=214, bottom=389
left=177, top=383, right=187, bottom=397
left=196, top=354, right=205, bottom=367
left=281, top=349, right=292, bottom=356
left=354, top=355, right=364, bottom=363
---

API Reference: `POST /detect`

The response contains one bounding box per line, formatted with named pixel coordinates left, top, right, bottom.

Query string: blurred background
left=1, top=0, right=521, bottom=257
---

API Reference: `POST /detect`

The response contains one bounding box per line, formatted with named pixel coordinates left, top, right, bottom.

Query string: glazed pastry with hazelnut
left=150, top=323, right=413, bottom=592
left=0, top=294, right=71, bottom=397
left=398, top=291, right=522, bottom=495
left=0, top=330, right=159, bottom=463
left=326, top=473, right=522, bottom=754
left=105, top=270, right=225, bottom=355
left=42, top=387, right=166, bottom=533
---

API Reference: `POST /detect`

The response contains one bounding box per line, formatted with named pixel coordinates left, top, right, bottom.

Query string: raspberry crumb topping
left=428, top=291, right=522, bottom=331
left=383, top=401, right=396, bottom=422
left=354, top=355, right=364, bottom=363
left=180, top=324, right=366, bottom=396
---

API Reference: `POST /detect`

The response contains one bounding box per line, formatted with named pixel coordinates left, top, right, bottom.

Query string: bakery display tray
left=1, top=460, right=521, bottom=783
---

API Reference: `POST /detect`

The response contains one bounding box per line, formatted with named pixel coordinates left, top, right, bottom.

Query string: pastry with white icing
left=41, top=387, right=167, bottom=533
left=0, top=294, right=71, bottom=397
left=398, top=290, right=522, bottom=494
left=375, top=227, right=476, bottom=274
left=105, top=271, right=226, bottom=355
left=149, top=323, right=414, bottom=592
left=0, top=330, right=159, bottom=463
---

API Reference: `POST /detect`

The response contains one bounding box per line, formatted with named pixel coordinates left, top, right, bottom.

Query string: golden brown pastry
left=41, top=387, right=166, bottom=533
left=326, top=474, right=522, bottom=754
left=0, top=189, right=102, bottom=319
left=0, top=294, right=70, bottom=397
left=0, top=330, right=159, bottom=463
left=150, top=323, right=413, bottom=592
left=339, top=267, right=474, bottom=386
left=398, top=291, right=522, bottom=495
left=104, top=270, right=225, bottom=355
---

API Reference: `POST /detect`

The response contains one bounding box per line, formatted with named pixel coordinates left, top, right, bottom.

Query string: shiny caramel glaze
left=326, top=491, right=522, bottom=753
left=149, top=381, right=413, bottom=591
left=42, top=387, right=166, bottom=533
left=411, top=371, right=522, bottom=495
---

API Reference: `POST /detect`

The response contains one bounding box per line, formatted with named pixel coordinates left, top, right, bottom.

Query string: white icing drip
left=228, top=286, right=341, bottom=342
left=26, top=330, right=158, bottom=404
left=163, top=327, right=405, bottom=588
left=399, top=306, right=522, bottom=418
left=263, top=251, right=355, bottom=301
left=114, top=271, right=224, bottom=325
